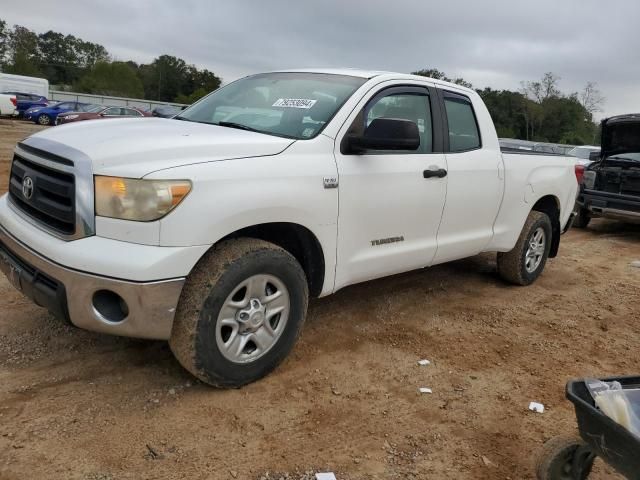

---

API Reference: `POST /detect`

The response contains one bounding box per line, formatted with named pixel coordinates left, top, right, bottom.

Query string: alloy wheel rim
left=524, top=227, right=546, bottom=273
left=215, top=274, right=290, bottom=364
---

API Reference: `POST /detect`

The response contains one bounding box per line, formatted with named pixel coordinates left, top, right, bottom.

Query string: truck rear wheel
left=497, top=210, right=552, bottom=286
left=170, top=238, right=309, bottom=387
left=572, top=207, right=591, bottom=229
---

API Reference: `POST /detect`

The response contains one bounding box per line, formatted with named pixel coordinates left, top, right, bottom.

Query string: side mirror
left=588, top=151, right=601, bottom=161
left=347, top=118, right=420, bottom=153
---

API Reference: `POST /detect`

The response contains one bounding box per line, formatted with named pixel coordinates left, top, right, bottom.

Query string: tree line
left=0, top=19, right=221, bottom=103
left=413, top=69, right=603, bottom=145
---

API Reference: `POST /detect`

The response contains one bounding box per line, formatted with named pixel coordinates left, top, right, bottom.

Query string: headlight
left=95, top=176, right=192, bottom=221
left=29, top=109, right=40, bottom=113
left=64, top=115, right=79, bottom=120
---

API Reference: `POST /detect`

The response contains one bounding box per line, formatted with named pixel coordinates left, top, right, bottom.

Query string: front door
left=333, top=84, right=448, bottom=291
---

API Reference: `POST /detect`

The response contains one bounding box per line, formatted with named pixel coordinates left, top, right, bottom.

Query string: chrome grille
left=9, top=152, right=76, bottom=235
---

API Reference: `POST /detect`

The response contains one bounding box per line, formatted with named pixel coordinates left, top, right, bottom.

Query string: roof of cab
left=269, top=68, right=476, bottom=95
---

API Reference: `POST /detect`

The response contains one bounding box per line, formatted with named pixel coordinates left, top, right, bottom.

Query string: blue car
left=24, top=101, right=91, bottom=126
left=1, top=91, right=49, bottom=117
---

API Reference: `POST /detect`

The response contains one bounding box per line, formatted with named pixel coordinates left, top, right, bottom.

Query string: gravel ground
left=0, top=121, right=639, bottom=479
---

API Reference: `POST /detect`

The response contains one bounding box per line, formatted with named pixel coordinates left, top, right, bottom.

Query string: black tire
left=535, top=435, right=595, bottom=480
left=498, top=210, right=552, bottom=286
left=169, top=238, right=309, bottom=388
left=573, top=208, right=591, bottom=229
left=37, top=114, right=51, bottom=126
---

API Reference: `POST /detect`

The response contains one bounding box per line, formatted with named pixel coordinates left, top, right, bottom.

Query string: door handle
left=423, top=168, right=447, bottom=179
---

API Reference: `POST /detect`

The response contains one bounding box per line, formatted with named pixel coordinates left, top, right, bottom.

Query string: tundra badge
left=323, top=176, right=338, bottom=189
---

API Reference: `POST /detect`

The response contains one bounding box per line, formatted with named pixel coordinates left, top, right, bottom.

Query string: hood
left=601, top=114, right=640, bottom=160
left=24, top=118, right=295, bottom=177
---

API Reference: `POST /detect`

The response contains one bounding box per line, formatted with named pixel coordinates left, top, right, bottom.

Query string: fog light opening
left=92, top=290, right=129, bottom=323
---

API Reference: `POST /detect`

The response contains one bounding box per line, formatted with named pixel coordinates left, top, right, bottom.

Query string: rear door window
left=443, top=92, right=481, bottom=152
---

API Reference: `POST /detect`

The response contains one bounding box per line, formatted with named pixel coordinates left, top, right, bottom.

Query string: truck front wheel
left=497, top=210, right=552, bottom=286
left=170, top=238, right=309, bottom=387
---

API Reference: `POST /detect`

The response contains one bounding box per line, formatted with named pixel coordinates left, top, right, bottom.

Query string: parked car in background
left=499, top=138, right=575, bottom=155
left=574, top=114, right=640, bottom=227
left=567, top=145, right=601, bottom=165
left=56, top=105, right=151, bottom=125
left=500, top=138, right=534, bottom=152
left=0, top=92, right=49, bottom=117
left=23, top=101, right=92, bottom=125
left=152, top=105, right=184, bottom=118
left=0, top=93, right=18, bottom=117
left=554, top=144, right=577, bottom=155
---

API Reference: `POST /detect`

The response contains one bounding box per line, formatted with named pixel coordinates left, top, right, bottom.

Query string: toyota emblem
left=22, top=176, right=34, bottom=200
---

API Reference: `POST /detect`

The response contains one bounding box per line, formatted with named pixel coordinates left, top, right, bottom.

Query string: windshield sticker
left=272, top=98, right=317, bottom=109
left=302, top=127, right=316, bottom=138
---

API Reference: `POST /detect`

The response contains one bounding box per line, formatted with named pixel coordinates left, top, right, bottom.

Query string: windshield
left=177, top=72, right=367, bottom=139
left=568, top=146, right=599, bottom=159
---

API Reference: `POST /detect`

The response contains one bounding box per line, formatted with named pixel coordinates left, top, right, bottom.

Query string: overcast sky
left=2, top=0, right=637, bottom=118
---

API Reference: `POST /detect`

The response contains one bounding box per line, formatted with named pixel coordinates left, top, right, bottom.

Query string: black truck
left=575, top=113, right=640, bottom=227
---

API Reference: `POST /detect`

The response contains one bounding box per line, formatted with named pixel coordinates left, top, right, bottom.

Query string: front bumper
left=0, top=224, right=185, bottom=340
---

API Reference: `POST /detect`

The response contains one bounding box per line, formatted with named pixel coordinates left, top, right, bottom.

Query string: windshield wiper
left=217, top=121, right=264, bottom=133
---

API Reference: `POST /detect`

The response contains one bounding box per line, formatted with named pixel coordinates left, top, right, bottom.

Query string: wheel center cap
left=238, top=298, right=265, bottom=332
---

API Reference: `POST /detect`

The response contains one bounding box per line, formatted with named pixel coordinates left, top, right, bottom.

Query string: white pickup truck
left=0, top=69, right=578, bottom=387
left=0, top=93, right=18, bottom=116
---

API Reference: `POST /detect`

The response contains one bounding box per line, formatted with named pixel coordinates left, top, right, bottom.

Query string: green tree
left=412, top=68, right=473, bottom=88
left=477, top=88, right=529, bottom=139
left=6, top=25, right=41, bottom=76
left=73, top=40, right=109, bottom=68
left=75, top=61, right=144, bottom=97
left=182, top=66, right=221, bottom=98
left=539, top=94, right=595, bottom=144
left=0, top=19, right=9, bottom=67
left=38, top=31, right=80, bottom=84
left=175, top=87, right=208, bottom=104
left=138, top=55, right=189, bottom=101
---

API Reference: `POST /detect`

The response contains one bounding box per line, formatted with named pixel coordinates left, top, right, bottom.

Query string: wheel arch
left=532, top=195, right=561, bottom=258
left=218, top=222, right=326, bottom=298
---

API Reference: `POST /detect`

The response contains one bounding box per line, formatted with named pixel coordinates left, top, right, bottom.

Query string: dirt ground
left=0, top=121, right=638, bottom=480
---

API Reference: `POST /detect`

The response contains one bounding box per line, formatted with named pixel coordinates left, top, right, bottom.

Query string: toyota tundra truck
left=0, top=69, right=578, bottom=387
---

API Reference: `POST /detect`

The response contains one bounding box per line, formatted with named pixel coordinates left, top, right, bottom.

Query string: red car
left=56, top=105, right=151, bottom=125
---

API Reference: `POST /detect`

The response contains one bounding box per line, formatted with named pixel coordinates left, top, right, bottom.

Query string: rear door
left=333, top=83, right=448, bottom=290
left=431, top=89, right=504, bottom=264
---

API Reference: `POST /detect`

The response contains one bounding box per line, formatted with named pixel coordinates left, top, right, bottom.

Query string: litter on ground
left=419, top=387, right=433, bottom=394
left=529, top=401, right=545, bottom=413
left=315, top=473, right=337, bottom=480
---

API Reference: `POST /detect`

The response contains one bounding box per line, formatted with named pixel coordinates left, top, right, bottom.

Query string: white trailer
left=0, top=73, right=49, bottom=97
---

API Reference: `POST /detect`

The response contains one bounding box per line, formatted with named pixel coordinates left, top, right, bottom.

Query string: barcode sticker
left=272, top=98, right=317, bottom=109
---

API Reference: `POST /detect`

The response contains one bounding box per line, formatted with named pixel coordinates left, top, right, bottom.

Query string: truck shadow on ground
left=578, top=219, right=640, bottom=241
